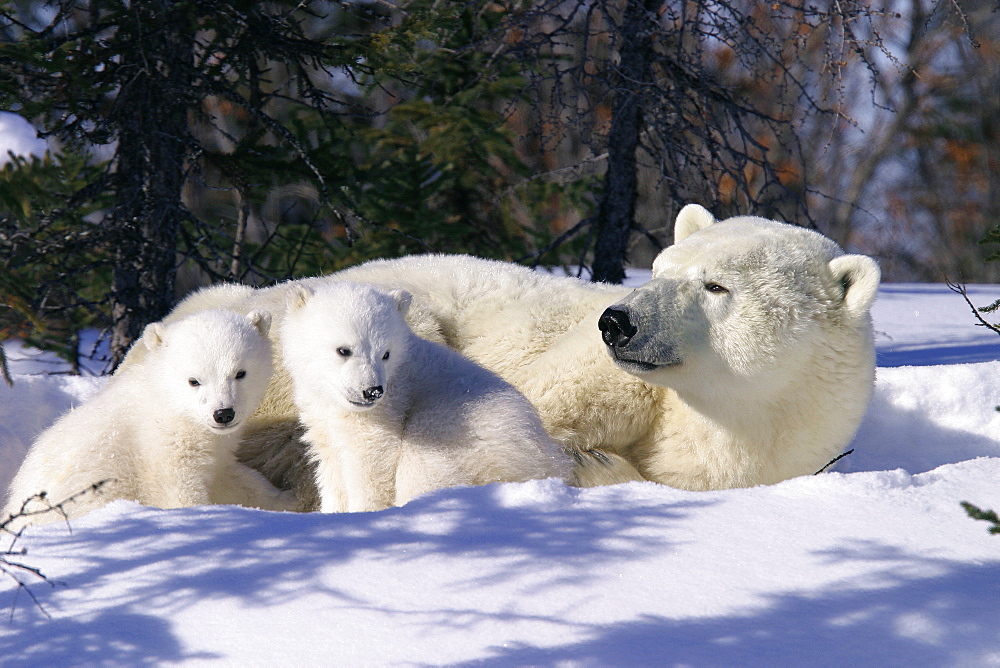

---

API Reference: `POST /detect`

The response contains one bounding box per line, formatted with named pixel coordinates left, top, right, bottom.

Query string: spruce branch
left=961, top=501, right=1000, bottom=535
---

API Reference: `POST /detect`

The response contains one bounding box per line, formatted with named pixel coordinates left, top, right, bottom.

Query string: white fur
left=280, top=282, right=573, bottom=513
left=609, top=207, right=880, bottom=488
left=121, top=204, right=879, bottom=496
left=3, top=310, right=293, bottom=528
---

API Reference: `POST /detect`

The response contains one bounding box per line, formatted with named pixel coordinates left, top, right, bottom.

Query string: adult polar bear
left=141, top=204, right=880, bottom=494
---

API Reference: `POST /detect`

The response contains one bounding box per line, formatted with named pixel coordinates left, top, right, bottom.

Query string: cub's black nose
left=598, top=307, right=637, bottom=347
left=214, top=407, right=236, bottom=424
left=363, top=386, right=384, bottom=402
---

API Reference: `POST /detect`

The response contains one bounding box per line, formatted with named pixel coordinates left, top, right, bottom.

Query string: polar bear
left=593, top=205, right=880, bottom=488
left=3, top=310, right=293, bottom=528
left=121, top=204, right=879, bottom=496
left=280, top=282, right=573, bottom=512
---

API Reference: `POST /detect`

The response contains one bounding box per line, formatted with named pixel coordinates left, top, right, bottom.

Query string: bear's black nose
left=214, top=407, right=236, bottom=424
left=362, top=386, right=384, bottom=402
left=598, top=307, right=637, bottom=348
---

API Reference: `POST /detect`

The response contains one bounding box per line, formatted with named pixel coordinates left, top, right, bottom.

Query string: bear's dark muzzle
left=598, top=307, right=637, bottom=348
left=214, top=407, right=236, bottom=424
left=362, top=385, right=384, bottom=402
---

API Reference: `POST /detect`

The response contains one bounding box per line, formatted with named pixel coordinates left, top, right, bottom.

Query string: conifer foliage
left=0, top=1, right=547, bottom=368
left=0, top=1, right=988, bottom=372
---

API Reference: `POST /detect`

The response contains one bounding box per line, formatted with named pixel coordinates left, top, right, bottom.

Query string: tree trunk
left=108, top=3, right=194, bottom=367
left=591, top=0, right=659, bottom=284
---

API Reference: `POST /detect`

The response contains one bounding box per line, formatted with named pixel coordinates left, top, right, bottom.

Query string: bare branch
left=815, top=449, right=855, bottom=475
left=1, top=480, right=114, bottom=620
left=947, top=282, right=1000, bottom=336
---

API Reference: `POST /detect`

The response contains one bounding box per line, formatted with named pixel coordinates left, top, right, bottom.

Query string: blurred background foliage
left=0, top=0, right=997, bottom=373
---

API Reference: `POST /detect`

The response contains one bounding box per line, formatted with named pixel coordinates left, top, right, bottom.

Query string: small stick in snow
left=1, top=480, right=113, bottom=620
left=814, top=449, right=854, bottom=475
left=947, top=282, right=1000, bottom=336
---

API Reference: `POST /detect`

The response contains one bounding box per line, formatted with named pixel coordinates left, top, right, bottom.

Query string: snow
left=0, top=112, right=47, bottom=165
left=1, top=281, right=999, bottom=665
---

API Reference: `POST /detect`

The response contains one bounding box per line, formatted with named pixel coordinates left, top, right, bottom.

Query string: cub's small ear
left=247, top=309, right=272, bottom=337
left=674, top=203, right=716, bottom=244
left=829, top=254, right=880, bottom=315
left=287, top=284, right=313, bottom=312
left=142, top=322, right=167, bottom=351
left=387, top=288, right=413, bottom=317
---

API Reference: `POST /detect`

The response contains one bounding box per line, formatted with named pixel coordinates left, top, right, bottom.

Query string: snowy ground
left=1, top=281, right=999, bottom=666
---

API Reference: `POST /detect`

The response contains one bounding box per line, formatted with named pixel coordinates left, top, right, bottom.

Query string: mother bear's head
left=598, top=204, right=880, bottom=406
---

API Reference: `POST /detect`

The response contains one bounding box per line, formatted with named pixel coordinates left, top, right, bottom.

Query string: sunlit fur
left=281, top=282, right=573, bottom=513
left=125, top=204, right=879, bottom=496
left=3, top=310, right=293, bottom=528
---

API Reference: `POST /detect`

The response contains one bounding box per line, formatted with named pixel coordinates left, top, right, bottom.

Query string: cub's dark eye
left=235, top=370, right=246, bottom=380
left=337, top=347, right=352, bottom=357
left=188, top=378, right=200, bottom=387
left=382, top=351, right=390, bottom=361
left=705, top=282, right=729, bottom=294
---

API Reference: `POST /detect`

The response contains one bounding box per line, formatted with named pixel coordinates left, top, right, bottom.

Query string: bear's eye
left=188, top=378, right=200, bottom=387
left=336, top=347, right=352, bottom=357
left=235, top=370, right=246, bottom=380
left=382, top=351, right=390, bottom=361
left=705, top=282, right=729, bottom=294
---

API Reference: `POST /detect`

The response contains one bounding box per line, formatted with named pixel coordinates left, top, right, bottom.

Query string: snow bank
left=0, top=282, right=998, bottom=665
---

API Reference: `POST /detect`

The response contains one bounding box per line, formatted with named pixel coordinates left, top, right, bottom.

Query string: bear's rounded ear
left=387, top=288, right=413, bottom=317
left=674, top=204, right=716, bottom=244
left=247, top=309, right=272, bottom=337
left=142, top=322, right=167, bottom=351
left=287, top=284, right=313, bottom=312
left=829, top=254, right=880, bottom=315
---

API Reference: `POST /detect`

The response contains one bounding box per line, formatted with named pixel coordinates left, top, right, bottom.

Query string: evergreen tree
left=0, top=1, right=556, bottom=369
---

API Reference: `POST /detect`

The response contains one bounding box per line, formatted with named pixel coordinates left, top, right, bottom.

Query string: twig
left=1, top=480, right=114, bottom=620
left=0, top=343, right=11, bottom=388
left=946, top=281, right=1000, bottom=336
left=815, top=448, right=854, bottom=475
left=520, top=217, right=593, bottom=268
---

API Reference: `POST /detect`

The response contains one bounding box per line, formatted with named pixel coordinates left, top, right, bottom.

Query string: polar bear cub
left=3, top=309, right=292, bottom=528
left=281, top=282, right=573, bottom=513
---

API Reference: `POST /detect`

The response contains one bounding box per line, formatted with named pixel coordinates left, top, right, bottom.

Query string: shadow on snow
left=458, top=545, right=1000, bottom=667
left=0, top=481, right=706, bottom=664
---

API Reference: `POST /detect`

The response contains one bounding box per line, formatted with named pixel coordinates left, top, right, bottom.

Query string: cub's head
left=598, top=204, right=880, bottom=399
left=281, top=282, right=411, bottom=413
left=141, top=309, right=274, bottom=432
